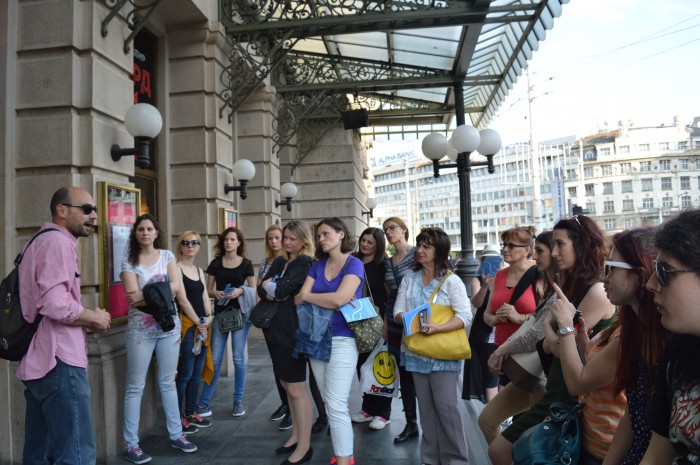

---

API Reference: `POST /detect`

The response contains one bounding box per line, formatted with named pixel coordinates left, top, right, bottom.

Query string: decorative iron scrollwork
left=101, top=0, right=164, bottom=54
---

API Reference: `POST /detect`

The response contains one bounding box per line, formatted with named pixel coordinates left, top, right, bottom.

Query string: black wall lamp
left=111, top=103, right=163, bottom=169
left=275, top=182, right=298, bottom=212
left=362, top=197, right=377, bottom=221
left=224, top=159, right=256, bottom=199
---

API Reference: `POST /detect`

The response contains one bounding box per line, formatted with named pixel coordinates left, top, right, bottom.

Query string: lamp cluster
left=421, top=126, right=502, bottom=177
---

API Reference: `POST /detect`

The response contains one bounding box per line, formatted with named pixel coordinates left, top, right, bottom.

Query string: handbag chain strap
left=429, top=271, right=452, bottom=304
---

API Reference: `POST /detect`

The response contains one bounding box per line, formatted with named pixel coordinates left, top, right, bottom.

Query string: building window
left=602, top=165, right=613, bottom=176
left=678, top=141, right=689, bottom=150
left=604, top=200, right=614, bottom=212
left=586, top=201, right=596, bottom=213
left=620, top=163, right=631, bottom=174
left=640, top=161, right=652, bottom=172
left=566, top=169, right=578, bottom=180
left=661, top=177, right=672, bottom=190
left=681, top=195, right=692, bottom=208
left=660, top=160, right=671, bottom=171
left=603, top=182, right=613, bottom=194
left=618, top=145, right=630, bottom=154
left=681, top=176, right=691, bottom=190
left=680, top=159, right=689, bottom=170
left=660, top=142, right=670, bottom=151
left=641, top=179, right=653, bottom=191
left=662, top=196, right=673, bottom=208
left=624, top=218, right=634, bottom=229
left=604, top=219, right=616, bottom=230
left=568, top=186, right=577, bottom=198
left=642, top=198, right=654, bottom=209
left=599, top=147, right=611, bottom=156
left=695, top=140, right=700, bottom=149
left=622, top=199, right=634, bottom=211
left=585, top=184, right=595, bottom=196
left=639, top=143, right=650, bottom=152
left=621, top=180, right=633, bottom=193
left=584, top=167, right=594, bottom=178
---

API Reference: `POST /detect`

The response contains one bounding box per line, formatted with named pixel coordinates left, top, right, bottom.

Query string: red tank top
left=489, top=268, right=538, bottom=346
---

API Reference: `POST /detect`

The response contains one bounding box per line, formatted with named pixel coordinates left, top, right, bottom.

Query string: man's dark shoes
left=280, top=446, right=313, bottom=465
left=394, top=422, right=419, bottom=443
left=311, top=415, right=328, bottom=434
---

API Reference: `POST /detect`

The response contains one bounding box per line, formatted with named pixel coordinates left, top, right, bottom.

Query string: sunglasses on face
left=604, top=260, right=633, bottom=278
left=501, top=242, right=529, bottom=250
left=181, top=240, right=201, bottom=247
left=62, top=203, right=98, bottom=215
left=653, top=259, right=694, bottom=287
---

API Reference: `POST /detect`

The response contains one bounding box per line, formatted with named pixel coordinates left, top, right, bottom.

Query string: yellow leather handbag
left=404, top=272, right=471, bottom=360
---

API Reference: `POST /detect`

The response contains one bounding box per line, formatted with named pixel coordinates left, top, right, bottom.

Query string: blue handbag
left=512, top=402, right=583, bottom=465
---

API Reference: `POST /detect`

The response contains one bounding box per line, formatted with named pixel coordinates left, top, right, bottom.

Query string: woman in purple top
left=295, top=217, right=364, bottom=465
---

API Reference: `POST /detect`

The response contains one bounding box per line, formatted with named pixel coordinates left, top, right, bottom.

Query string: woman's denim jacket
left=294, top=302, right=333, bottom=362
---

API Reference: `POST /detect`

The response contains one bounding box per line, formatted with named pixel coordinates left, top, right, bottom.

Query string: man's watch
left=556, top=326, right=576, bottom=337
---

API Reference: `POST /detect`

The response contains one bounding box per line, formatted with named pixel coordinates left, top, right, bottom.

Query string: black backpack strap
left=14, top=228, right=59, bottom=266
left=509, top=265, right=540, bottom=306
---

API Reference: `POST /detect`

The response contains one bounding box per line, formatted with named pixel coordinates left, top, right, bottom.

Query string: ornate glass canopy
left=218, top=0, right=568, bottom=148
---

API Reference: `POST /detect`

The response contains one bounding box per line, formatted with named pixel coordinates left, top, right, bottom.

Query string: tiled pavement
left=107, top=339, right=492, bottom=465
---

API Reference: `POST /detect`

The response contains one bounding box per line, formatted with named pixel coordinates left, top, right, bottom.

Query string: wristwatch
left=556, top=326, right=575, bottom=337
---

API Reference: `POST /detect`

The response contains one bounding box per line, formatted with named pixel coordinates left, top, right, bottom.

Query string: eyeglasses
left=384, top=224, right=400, bottom=235
left=61, top=204, right=98, bottom=215
left=653, top=259, right=694, bottom=287
left=181, top=240, right=201, bottom=247
left=570, top=215, right=582, bottom=228
left=604, top=260, right=633, bottom=278
left=501, top=242, right=529, bottom=250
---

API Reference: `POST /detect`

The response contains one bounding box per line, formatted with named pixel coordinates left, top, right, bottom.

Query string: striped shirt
left=581, top=327, right=627, bottom=460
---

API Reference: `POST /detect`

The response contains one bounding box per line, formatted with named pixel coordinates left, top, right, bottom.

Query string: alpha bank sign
left=371, top=147, right=422, bottom=168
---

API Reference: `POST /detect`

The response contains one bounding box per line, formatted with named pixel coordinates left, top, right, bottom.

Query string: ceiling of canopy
left=218, top=0, right=568, bottom=143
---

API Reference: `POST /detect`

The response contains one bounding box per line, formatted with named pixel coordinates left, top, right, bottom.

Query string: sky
left=488, top=0, right=700, bottom=145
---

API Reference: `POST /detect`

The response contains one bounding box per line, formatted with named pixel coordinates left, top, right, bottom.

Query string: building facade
left=1, top=1, right=370, bottom=462
left=369, top=118, right=700, bottom=254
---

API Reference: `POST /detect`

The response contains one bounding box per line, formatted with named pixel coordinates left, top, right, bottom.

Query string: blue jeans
left=124, top=332, right=182, bottom=447
left=198, top=316, right=251, bottom=407
left=176, top=327, right=207, bottom=415
left=22, top=358, right=96, bottom=465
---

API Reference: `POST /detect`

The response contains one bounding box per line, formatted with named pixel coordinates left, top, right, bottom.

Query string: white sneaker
left=369, top=416, right=390, bottom=430
left=351, top=411, right=373, bottom=423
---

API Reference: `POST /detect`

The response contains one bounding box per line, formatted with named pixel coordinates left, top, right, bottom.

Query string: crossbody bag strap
left=509, top=265, right=539, bottom=306
left=429, top=271, right=452, bottom=304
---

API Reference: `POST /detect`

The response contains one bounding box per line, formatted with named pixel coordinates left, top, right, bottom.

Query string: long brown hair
left=214, top=227, right=247, bottom=259
left=553, top=215, right=607, bottom=305
left=612, top=228, right=668, bottom=396
left=127, top=214, right=165, bottom=265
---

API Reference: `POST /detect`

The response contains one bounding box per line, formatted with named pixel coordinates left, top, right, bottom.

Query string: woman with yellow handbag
left=394, top=227, right=472, bottom=465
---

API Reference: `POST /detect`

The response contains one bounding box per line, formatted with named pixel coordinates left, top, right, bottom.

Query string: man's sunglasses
left=62, top=203, right=98, bottom=215
left=604, top=260, right=633, bottom=278
left=654, top=259, right=694, bottom=287
left=181, top=240, right=201, bottom=247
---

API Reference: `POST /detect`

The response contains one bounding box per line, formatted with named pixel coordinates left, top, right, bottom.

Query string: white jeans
left=309, top=336, right=359, bottom=457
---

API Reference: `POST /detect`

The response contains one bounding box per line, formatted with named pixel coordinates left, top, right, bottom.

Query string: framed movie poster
left=219, top=207, right=237, bottom=231
left=98, top=182, right=141, bottom=321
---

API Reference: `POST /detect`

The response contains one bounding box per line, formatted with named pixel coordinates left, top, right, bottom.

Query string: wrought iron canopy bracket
left=101, top=0, right=164, bottom=54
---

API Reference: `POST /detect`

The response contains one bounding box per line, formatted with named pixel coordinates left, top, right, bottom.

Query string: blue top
left=308, top=255, right=364, bottom=337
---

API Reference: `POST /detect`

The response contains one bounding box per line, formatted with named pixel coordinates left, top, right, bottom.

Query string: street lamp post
left=421, top=116, right=501, bottom=288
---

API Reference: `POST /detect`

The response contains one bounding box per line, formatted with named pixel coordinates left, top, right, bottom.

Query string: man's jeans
left=23, top=358, right=96, bottom=465
left=124, top=332, right=182, bottom=447
left=177, top=326, right=207, bottom=415
left=198, top=317, right=251, bottom=408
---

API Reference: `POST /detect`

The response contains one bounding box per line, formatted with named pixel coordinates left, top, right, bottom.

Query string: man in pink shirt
left=17, top=186, right=111, bottom=465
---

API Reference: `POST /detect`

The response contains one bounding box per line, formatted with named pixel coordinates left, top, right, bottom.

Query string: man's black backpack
left=0, top=228, right=57, bottom=361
